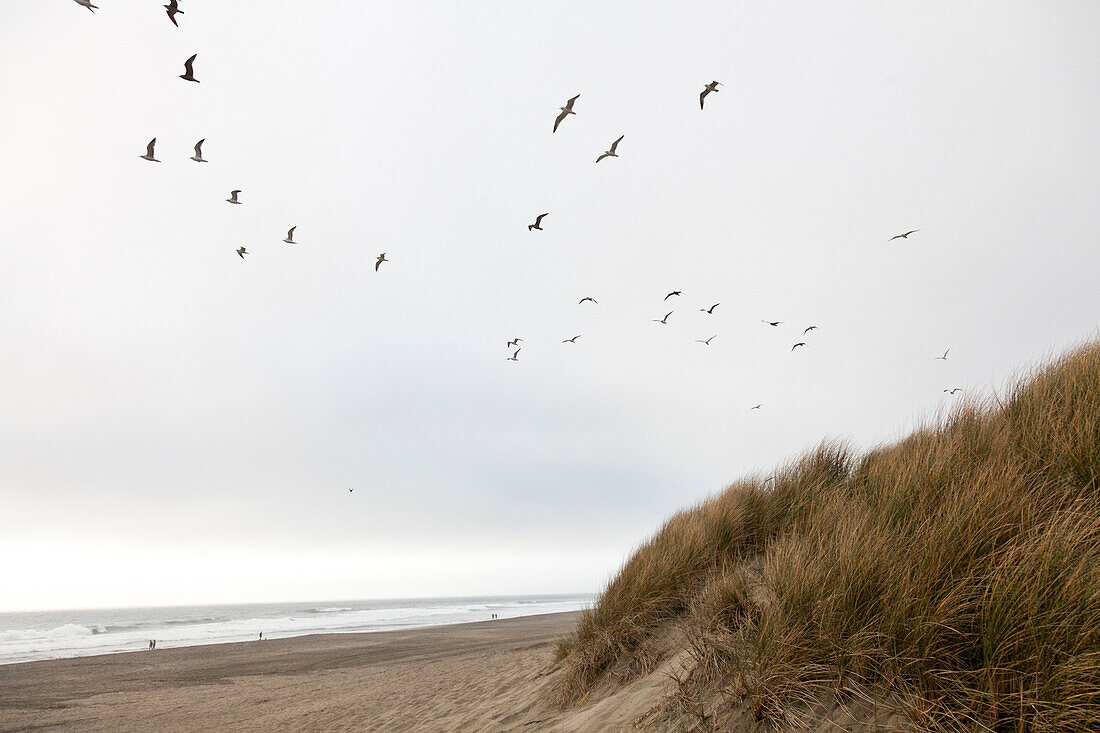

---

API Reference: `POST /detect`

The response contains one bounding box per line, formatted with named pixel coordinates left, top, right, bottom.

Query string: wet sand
left=0, top=611, right=599, bottom=732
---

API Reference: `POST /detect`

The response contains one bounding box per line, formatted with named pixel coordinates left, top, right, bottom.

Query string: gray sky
left=1, top=1, right=1097, bottom=611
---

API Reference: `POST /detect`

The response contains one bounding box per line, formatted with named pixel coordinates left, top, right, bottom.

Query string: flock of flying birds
left=74, top=0, right=961, bottom=408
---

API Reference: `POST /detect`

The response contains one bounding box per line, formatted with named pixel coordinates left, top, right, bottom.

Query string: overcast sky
left=1, top=1, right=1097, bottom=612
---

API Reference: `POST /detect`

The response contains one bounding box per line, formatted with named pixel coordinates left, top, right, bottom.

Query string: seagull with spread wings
left=653, top=311, right=673, bottom=325
left=700, top=303, right=719, bottom=314
left=375, top=253, right=388, bottom=271
left=73, top=0, right=98, bottom=12
left=762, top=320, right=782, bottom=327
left=180, top=54, right=199, bottom=83
left=507, top=349, right=521, bottom=362
left=283, top=227, right=297, bottom=244
left=935, top=349, right=950, bottom=361
left=562, top=335, right=581, bottom=343
left=696, top=335, right=717, bottom=345
left=596, top=135, right=624, bottom=163
left=236, top=246, right=248, bottom=258
left=164, top=0, right=183, bottom=26
left=528, top=213, right=548, bottom=231
left=553, top=94, right=579, bottom=133
left=226, top=190, right=242, bottom=205
left=578, top=297, right=597, bottom=305
left=139, top=138, right=160, bottom=162
left=190, top=139, right=207, bottom=162
left=888, top=229, right=920, bottom=241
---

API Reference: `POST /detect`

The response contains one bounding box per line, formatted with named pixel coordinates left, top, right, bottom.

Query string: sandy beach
left=0, top=611, right=608, bottom=733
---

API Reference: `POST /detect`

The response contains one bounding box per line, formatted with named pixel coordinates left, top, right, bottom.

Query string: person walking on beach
left=259, top=632, right=263, bottom=641
left=148, top=639, right=153, bottom=650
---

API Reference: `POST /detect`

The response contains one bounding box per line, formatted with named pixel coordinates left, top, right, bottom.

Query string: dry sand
left=0, top=611, right=670, bottom=732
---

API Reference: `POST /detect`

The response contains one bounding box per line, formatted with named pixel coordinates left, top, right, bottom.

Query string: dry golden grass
left=554, top=341, right=1100, bottom=731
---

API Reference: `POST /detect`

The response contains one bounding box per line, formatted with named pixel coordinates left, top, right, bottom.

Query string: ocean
left=0, top=593, right=592, bottom=665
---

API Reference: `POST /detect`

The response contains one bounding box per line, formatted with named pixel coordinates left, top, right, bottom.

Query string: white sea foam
left=0, top=595, right=591, bottom=665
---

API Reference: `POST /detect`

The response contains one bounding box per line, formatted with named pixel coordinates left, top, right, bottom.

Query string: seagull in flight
left=700, top=303, right=719, bottom=314
left=236, top=246, right=248, bottom=258
left=139, top=138, right=160, bottom=162
left=506, top=338, right=523, bottom=348
left=226, top=190, right=242, bottom=205
left=375, top=253, right=388, bottom=271
left=73, top=0, right=98, bottom=12
left=751, top=404, right=762, bottom=410
left=935, top=349, right=950, bottom=360
left=596, top=135, right=624, bottom=163
left=562, top=335, right=581, bottom=343
left=180, top=54, right=199, bottom=83
left=653, top=311, right=673, bottom=325
left=164, top=0, right=183, bottom=26
left=664, top=291, right=682, bottom=301
left=348, top=488, right=354, bottom=493
left=803, top=325, right=817, bottom=334
left=791, top=342, right=806, bottom=351
left=528, top=213, right=548, bottom=231
left=283, top=227, right=297, bottom=244
left=699, top=80, right=722, bottom=109
left=578, top=297, right=597, bottom=305
left=888, top=229, right=920, bottom=242
left=553, top=94, right=579, bottom=133
left=696, top=335, right=717, bottom=345
left=944, top=388, right=963, bottom=395
left=190, top=139, right=207, bottom=162
left=507, top=349, right=521, bottom=362
left=762, top=320, right=783, bottom=327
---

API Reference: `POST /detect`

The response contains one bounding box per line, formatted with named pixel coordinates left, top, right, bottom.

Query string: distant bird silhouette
left=226, top=189, right=242, bottom=204
left=751, top=404, right=762, bottom=410
left=190, top=139, right=207, bottom=162
left=73, top=0, right=97, bottom=12
left=348, top=488, right=354, bottom=493
left=888, top=229, right=920, bottom=242
left=139, top=138, right=160, bottom=162
left=506, top=338, right=523, bottom=348
left=696, top=335, right=717, bottom=345
left=180, top=54, right=199, bottom=83
left=935, top=349, right=950, bottom=360
left=803, top=325, right=817, bottom=334
left=375, top=253, right=388, bottom=271
left=664, top=291, right=682, bottom=301
left=236, top=246, right=248, bottom=258
left=578, top=297, right=597, bottom=305
left=654, top=311, right=673, bottom=325
left=762, top=320, right=783, bottom=327
left=283, top=226, right=296, bottom=244
left=792, top=342, right=806, bottom=351
left=562, top=335, right=580, bottom=343
left=699, top=80, right=722, bottom=109
left=164, top=0, right=183, bottom=26
left=553, top=94, right=579, bottom=133
left=944, top=388, right=963, bottom=395
left=528, top=213, right=548, bottom=231
left=596, top=135, right=624, bottom=163
left=700, top=303, right=719, bottom=314
left=507, top=349, right=521, bottom=361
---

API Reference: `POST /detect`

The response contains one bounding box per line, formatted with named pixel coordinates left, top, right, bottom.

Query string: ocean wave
left=0, top=623, right=102, bottom=642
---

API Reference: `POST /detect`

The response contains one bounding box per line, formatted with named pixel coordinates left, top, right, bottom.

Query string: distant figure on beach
left=148, top=639, right=153, bottom=650
left=259, top=632, right=263, bottom=641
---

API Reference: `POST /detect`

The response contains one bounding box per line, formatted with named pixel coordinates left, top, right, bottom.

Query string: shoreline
left=0, top=611, right=585, bottom=732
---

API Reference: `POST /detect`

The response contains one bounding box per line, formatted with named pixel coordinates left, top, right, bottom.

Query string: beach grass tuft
left=554, top=340, right=1100, bottom=730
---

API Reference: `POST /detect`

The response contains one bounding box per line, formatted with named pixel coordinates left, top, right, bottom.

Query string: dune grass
left=554, top=341, right=1100, bottom=730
